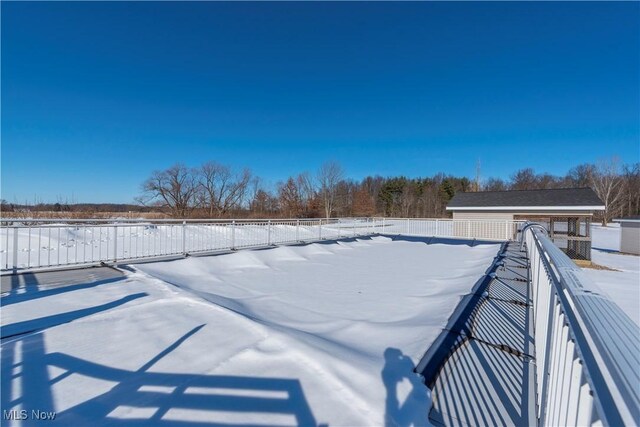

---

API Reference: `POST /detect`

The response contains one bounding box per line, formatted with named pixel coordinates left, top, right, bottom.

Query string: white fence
left=1, top=217, right=521, bottom=272
left=378, top=217, right=523, bottom=241
left=523, top=224, right=639, bottom=426
left=0, top=218, right=378, bottom=272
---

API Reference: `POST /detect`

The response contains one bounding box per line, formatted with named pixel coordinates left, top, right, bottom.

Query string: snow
left=585, top=224, right=640, bottom=326
left=590, top=223, right=621, bottom=251
left=1, top=236, right=500, bottom=426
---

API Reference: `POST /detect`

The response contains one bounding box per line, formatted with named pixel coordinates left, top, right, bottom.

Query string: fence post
left=435, top=219, right=439, bottom=237
left=296, top=219, right=300, bottom=242
left=231, top=221, right=236, bottom=250
left=267, top=220, right=272, bottom=246
left=406, top=218, right=410, bottom=234
left=182, top=221, right=187, bottom=254
left=12, top=227, right=19, bottom=271
left=319, top=219, right=322, bottom=240
left=353, top=219, right=356, bottom=237
left=113, top=224, right=118, bottom=262
left=467, top=220, right=471, bottom=238
left=382, top=217, right=386, bottom=234
left=505, top=221, right=509, bottom=241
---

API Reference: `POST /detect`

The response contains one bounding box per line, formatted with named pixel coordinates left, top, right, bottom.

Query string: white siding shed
left=614, top=217, right=640, bottom=255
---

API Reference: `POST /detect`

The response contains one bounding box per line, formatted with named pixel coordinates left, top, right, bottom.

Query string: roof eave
left=446, top=206, right=606, bottom=211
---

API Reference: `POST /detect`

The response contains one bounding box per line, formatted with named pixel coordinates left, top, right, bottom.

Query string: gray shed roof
left=447, top=188, right=604, bottom=211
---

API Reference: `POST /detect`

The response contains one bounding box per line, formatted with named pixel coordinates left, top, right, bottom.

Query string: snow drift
left=1, top=236, right=500, bottom=426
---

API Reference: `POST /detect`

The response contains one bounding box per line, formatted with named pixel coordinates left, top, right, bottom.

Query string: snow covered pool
left=1, top=236, right=500, bottom=426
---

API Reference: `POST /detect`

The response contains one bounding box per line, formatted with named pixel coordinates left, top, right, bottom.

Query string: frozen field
left=586, top=224, right=640, bottom=326
left=1, top=236, right=500, bottom=426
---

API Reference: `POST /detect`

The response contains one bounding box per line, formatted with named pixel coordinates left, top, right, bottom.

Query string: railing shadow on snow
left=1, top=292, right=148, bottom=340
left=2, top=328, right=320, bottom=426
left=383, top=235, right=502, bottom=247
left=0, top=272, right=321, bottom=427
left=1, top=274, right=126, bottom=307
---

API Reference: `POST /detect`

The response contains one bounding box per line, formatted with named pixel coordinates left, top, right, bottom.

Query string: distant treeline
left=0, top=202, right=169, bottom=220
left=1, top=203, right=150, bottom=213
left=3, top=158, right=639, bottom=223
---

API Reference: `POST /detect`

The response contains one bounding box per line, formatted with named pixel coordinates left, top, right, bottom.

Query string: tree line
left=135, top=158, right=639, bottom=223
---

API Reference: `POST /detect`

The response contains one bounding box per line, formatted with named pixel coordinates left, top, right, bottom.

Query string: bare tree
left=537, top=173, right=561, bottom=189
left=141, top=164, right=198, bottom=217
left=590, top=157, right=625, bottom=226
left=317, top=161, right=344, bottom=218
left=249, top=178, right=279, bottom=217
left=567, top=164, right=594, bottom=188
left=510, top=168, right=538, bottom=190
left=400, top=183, right=417, bottom=217
left=296, top=173, right=315, bottom=205
left=621, top=163, right=640, bottom=217
left=198, top=162, right=252, bottom=218
left=483, top=177, right=508, bottom=191
left=130, top=158, right=633, bottom=221
left=295, top=173, right=322, bottom=217
left=278, top=177, right=302, bottom=217
left=250, top=189, right=278, bottom=217
left=352, top=188, right=375, bottom=216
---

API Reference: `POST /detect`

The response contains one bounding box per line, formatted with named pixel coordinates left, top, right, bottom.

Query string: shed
left=446, top=188, right=605, bottom=260
left=613, top=216, right=640, bottom=255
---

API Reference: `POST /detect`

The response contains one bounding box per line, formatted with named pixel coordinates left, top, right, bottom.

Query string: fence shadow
left=2, top=323, right=319, bottom=426
left=386, top=235, right=501, bottom=247
left=1, top=276, right=126, bottom=307
left=591, top=247, right=620, bottom=254
left=1, top=292, right=148, bottom=339
left=427, top=337, right=534, bottom=427
left=416, top=242, right=535, bottom=426
left=2, top=272, right=41, bottom=298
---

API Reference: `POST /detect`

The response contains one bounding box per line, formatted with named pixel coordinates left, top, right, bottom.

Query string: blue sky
left=2, top=2, right=639, bottom=203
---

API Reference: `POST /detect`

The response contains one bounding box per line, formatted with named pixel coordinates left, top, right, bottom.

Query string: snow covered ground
left=586, top=224, right=640, bottom=326
left=590, top=223, right=621, bottom=252
left=1, top=236, right=500, bottom=426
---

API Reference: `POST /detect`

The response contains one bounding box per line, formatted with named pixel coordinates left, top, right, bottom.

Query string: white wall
left=452, top=211, right=515, bottom=221
left=620, top=222, right=640, bottom=255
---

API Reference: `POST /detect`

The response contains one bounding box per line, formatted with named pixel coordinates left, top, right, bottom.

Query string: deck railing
left=1, top=217, right=521, bottom=272
left=523, top=223, right=639, bottom=426
left=0, top=218, right=378, bottom=272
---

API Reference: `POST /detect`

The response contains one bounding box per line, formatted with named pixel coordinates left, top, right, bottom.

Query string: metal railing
left=1, top=217, right=522, bottom=272
left=523, top=223, right=639, bottom=426
left=0, top=218, right=378, bottom=272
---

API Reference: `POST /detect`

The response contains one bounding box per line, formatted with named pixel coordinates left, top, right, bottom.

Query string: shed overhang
left=446, top=205, right=605, bottom=211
